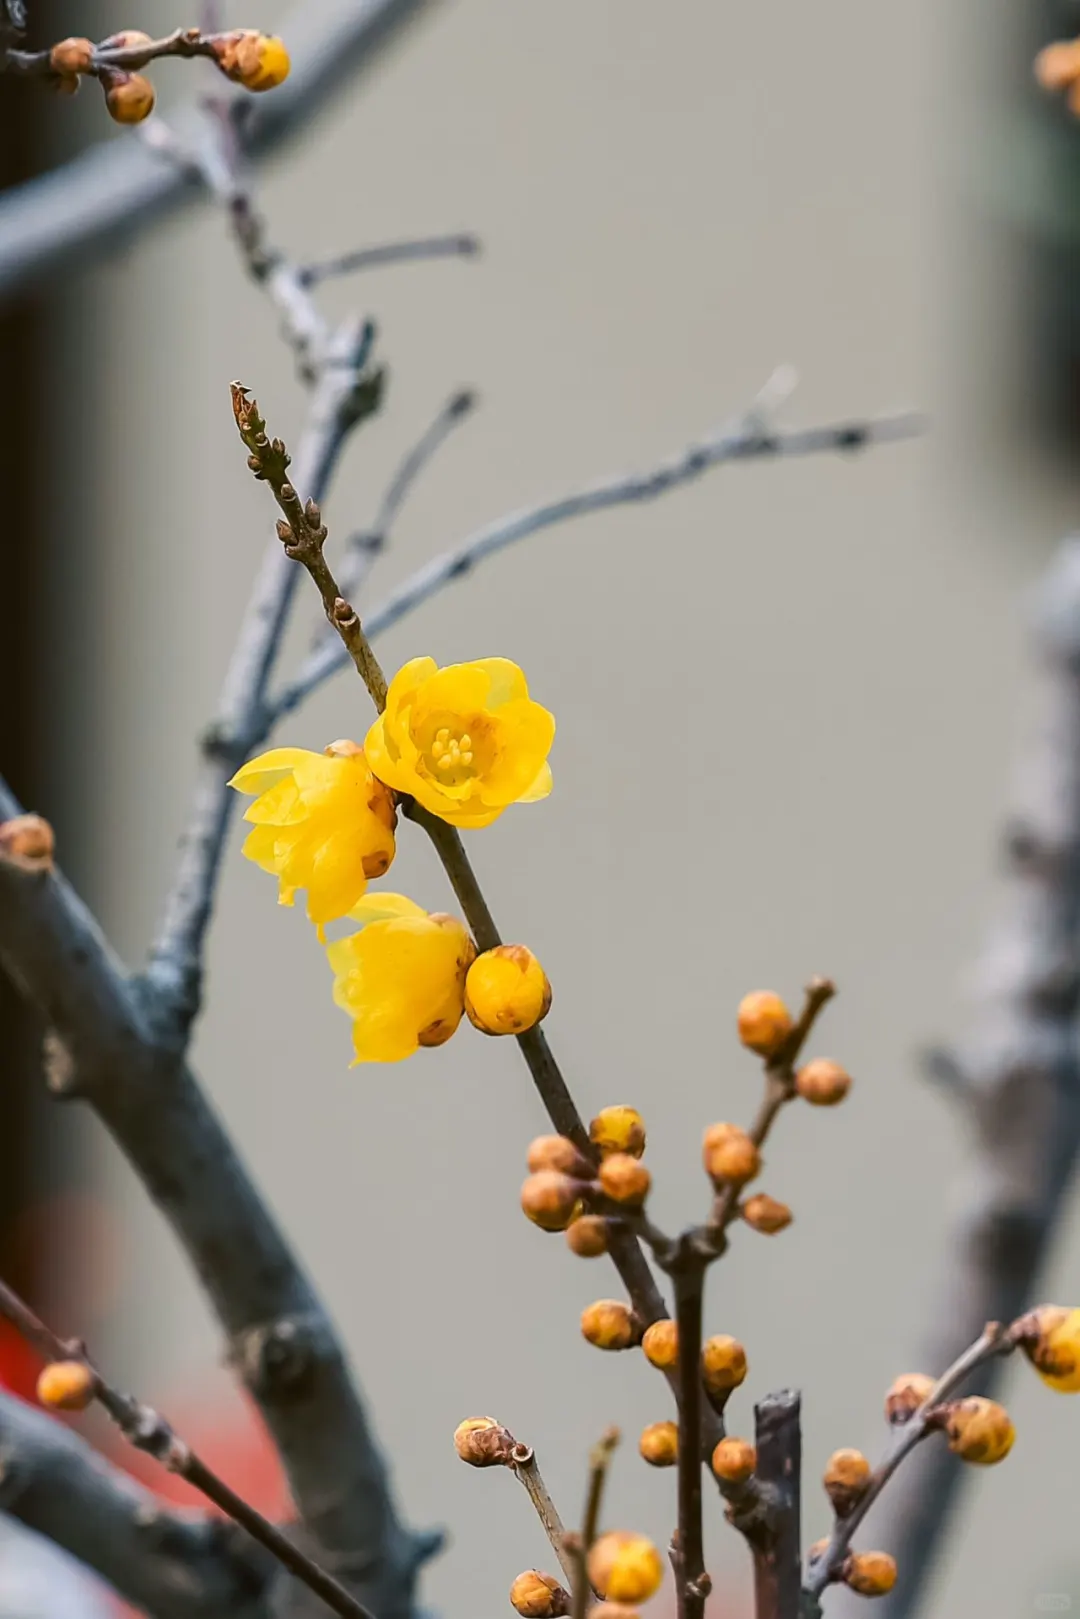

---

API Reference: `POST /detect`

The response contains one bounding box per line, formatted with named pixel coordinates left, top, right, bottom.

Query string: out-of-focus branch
left=835, top=536, right=1080, bottom=1619
left=270, top=407, right=924, bottom=724
left=299, top=232, right=480, bottom=285
left=0, top=1388, right=274, bottom=1619
left=752, top=1393, right=802, bottom=1619
left=0, top=0, right=444, bottom=302
left=0, top=776, right=437, bottom=1619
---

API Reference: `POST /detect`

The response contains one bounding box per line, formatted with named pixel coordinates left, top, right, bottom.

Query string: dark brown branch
left=0, top=1388, right=275, bottom=1619
left=0, top=1276, right=383, bottom=1619
left=753, top=1392, right=802, bottom=1619
left=671, top=1254, right=710, bottom=1619
left=5, top=26, right=263, bottom=78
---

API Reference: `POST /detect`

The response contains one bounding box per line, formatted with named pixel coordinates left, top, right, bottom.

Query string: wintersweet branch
left=272, top=409, right=924, bottom=723
left=300, top=232, right=481, bottom=285
left=0, top=1276, right=377, bottom=1619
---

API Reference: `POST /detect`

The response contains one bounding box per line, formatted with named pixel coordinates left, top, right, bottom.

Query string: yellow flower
left=325, top=894, right=475, bottom=1064
left=230, top=742, right=396, bottom=924
left=364, top=657, right=554, bottom=829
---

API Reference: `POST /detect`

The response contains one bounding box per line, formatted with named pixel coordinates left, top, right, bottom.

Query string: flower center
left=427, top=726, right=475, bottom=780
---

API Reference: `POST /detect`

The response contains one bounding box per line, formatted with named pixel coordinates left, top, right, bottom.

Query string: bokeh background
left=4, top=1, right=1080, bottom=1615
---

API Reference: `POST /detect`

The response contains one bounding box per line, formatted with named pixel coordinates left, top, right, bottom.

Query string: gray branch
left=0, top=1389, right=276, bottom=1619
left=271, top=407, right=924, bottom=723
left=834, top=535, right=1080, bottom=1619
left=0, top=0, right=443, bottom=303
left=0, top=779, right=437, bottom=1619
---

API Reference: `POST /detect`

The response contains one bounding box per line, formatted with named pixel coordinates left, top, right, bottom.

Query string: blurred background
left=3, top=1, right=1080, bottom=1615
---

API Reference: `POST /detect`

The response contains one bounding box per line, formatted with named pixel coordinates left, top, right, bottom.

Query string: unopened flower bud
left=212, top=30, right=291, bottom=92
left=590, top=1106, right=646, bottom=1160
left=711, top=1436, right=755, bottom=1484
left=528, top=1134, right=591, bottom=1177
left=0, top=814, right=54, bottom=866
left=641, top=1319, right=678, bottom=1369
left=884, top=1373, right=935, bottom=1424
left=588, top=1606, right=640, bottom=1619
left=454, top=1416, right=513, bottom=1467
left=466, top=945, right=552, bottom=1035
left=638, top=1421, right=678, bottom=1467
left=49, top=37, right=94, bottom=75
left=843, top=1551, right=897, bottom=1597
left=942, top=1396, right=1015, bottom=1465
left=1034, top=39, right=1080, bottom=92
left=599, top=1153, right=651, bottom=1208
left=795, top=1058, right=851, bottom=1106
left=1017, top=1304, right=1080, bottom=1392
left=701, top=1335, right=748, bottom=1396
left=521, top=1171, right=581, bottom=1232
left=581, top=1300, right=642, bottom=1351
left=102, top=69, right=155, bottom=124
left=823, top=1448, right=871, bottom=1515
left=566, top=1215, right=609, bottom=1257
left=702, top=1123, right=760, bottom=1186
left=510, top=1571, right=570, bottom=1617
left=737, top=991, right=793, bottom=1056
left=37, top=1360, right=95, bottom=1412
left=587, top=1532, right=664, bottom=1603
left=741, top=1193, right=792, bottom=1234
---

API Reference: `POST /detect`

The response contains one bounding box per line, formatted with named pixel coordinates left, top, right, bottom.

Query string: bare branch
left=271, top=407, right=924, bottom=725
left=299, top=232, right=480, bottom=285
left=835, top=535, right=1080, bottom=1619
left=0, top=777, right=435, bottom=1619
left=0, top=1388, right=275, bottom=1619
left=752, top=1392, right=802, bottom=1619
left=671, top=1255, right=709, bottom=1619
left=570, top=1428, right=620, bottom=1619
left=0, top=0, right=445, bottom=303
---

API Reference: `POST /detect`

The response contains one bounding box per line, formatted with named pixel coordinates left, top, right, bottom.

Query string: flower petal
left=384, top=657, right=437, bottom=729
left=345, top=893, right=428, bottom=927
left=229, top=748, right=316, bottom=796
left=305, top=836, right=372, bottom=925
left=472, top=658, right=529, bottom=709
left=518, top=760, right=553, bottom=803
left=243, top=775, right=304, bottom=826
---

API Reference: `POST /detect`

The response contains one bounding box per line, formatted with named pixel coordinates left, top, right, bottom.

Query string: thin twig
left=0, top=1387, right=275, bottom=1619
left=300, top=232, right=480, bottom=284
left=569, top=1428, right=620, bottom=1619
left=804, top=1324, right=1013, bottom=1605
left=270, top=410, right=924, bottom=723
left=671, top=1254, right=710, bottom=1619
left=508, top=1440, right=579, bottom=1592
left=0, top=1276, right=378, bottom=1619
left=6, top=27, right=263, bottom=78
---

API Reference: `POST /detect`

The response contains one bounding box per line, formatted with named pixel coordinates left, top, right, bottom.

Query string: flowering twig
left=5, top=27, right=267, bottom=79
left=271, top=409, right=924, bottom=723
left=0, top=1386, right=274, bottom=1619
left=0, top=1275, right=382, bottom=1619
left=803, top=1324, right=1015, bottom=1612
left=569, top=1427, right=620, bottom=1619
left=843, top=537, right=1080, bottom=1619
left=300, top=231, right=480, bottom=285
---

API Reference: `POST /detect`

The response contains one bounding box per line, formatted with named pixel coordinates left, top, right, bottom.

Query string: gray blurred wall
left=43, top=1, right=1080, bottom=1615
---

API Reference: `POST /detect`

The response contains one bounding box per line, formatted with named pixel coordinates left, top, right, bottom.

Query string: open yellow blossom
left=230, top=742, right=396, bottom=924
left=325, top=894, right=476, bottom=1064
left=364, top=657, right=554, bottom=829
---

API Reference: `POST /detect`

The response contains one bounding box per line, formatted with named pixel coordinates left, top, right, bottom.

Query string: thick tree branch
left=0, top=1388, right=275, bottom=1619
left=0, top=777, right=435, bottom=1619
left=0, top=0, right=444, bottom=303
left=271, top=408, right=923, bottom=723
left=834, top=536, right=1080, bottom=1619
left=752, top=1392, right=802, bottom=1619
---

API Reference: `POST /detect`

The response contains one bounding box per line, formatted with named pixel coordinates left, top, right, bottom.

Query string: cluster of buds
left=883, top=1371, right=1016, bottom=1464
left=519, top=1105, right=649, bottom=1247
left=639, top=1316, right=748, bottom=1405
left=1035, top=35, right=1080, bottom=115
left=45, top=27, right=289, bottom=124
left=737, top=988, right=852, bottom=1106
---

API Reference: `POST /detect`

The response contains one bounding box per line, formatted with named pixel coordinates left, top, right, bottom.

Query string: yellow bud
left=103, top=70, right=155, bottom=124
left=509, top=1571, right=570, bottom=1617
left=711, top=1436, right=755, bottom=1484
left=581, top=1300, right=642, bottom=1352
left=884, top=1372, right=935, bottom=1424
left=823, top=1448, right=871, bottom=1515
left=465, top=945, right=551, bottom=1036
left=641, top=1319, right=678, bottom=1369
left=49, top=37, right=94, bottom=75
left=454, top=1416, right=513, bottom=1467
left=843, top=1551, right=897, bottom=1597
left=943, top=1396, right=1015, bottom=1465
left=1034, top=39, right=1080, bottom=92
left=521, top=1171, right=581, bottom=1232
left=737, top=991, right=793, bottom=1056
left=566, top=1215, right=609, bottom=1257
left=741, top=1193, right=792, bottom=1234
left=0, top=813, right=54, bottom=866
left=702, top=1123, right=760, bottom=1186
left=37, top=1360, right=96, bottom=1412
left=701, top=1335, right=748, bottom=1396
left=527, top=1134, right=591, bottom=1177
left=795, top=1058, right=851, bottom=1106
left=587, top=1533, right=664, bottom=1604
left=589, top=1106, right=646, bottom=1160
left=1018, top=1304, right=1080, bottom=1392
left=638, top=1421, right=678, bottom=1467
left=598, top=1153, right=651, bottom=1208
left=213, top=30, right=291, bottom=92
